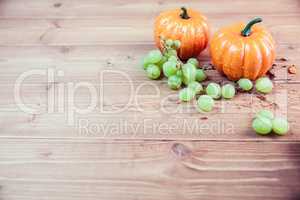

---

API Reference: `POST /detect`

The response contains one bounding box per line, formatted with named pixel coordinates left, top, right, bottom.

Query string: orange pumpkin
left=210, top=18, right=276, bottom=80
left=154, top=7, right=209, bottom=60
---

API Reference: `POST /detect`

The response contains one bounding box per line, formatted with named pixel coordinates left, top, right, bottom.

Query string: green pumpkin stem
left=180, top=7, right=190, bottom=20
left=241, top=17, right=262, bottom=37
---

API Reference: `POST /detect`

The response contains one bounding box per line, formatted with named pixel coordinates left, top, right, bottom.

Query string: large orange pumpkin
left=210, top=18, right=276, bottom=80
left=154, top=7, right=209, bottom=60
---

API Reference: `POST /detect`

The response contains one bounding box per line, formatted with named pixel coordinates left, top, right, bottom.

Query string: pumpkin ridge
left=244, top=39, right=262, bottom=79
left=189, top=20, right=197, bottom=57
left=256, top=37, right=271, bottom=77
left=196, top=26, right=205, bottom=57
left=230, top=37, right=244, bottom=79
left=215, top=33, right=232, bottom=73
left=223, top=36, right=243, bottom=80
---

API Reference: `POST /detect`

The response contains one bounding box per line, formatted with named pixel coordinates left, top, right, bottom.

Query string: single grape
left=272, top=117, right=289, bottom=135
left=206, top=82, right=221, bottom=99
left=187, top=58, right=199, bottom=68
left=168, top=55, right=177, bottom=62
left=165, top=39, right=174, bottom=47
left=146, top=64, right=161, bottom=79
left=173, top=40, right=181, bottom=49
left=168, top=75, right=182, bottom=90
left=182, top=63, right=196, bottom=85
left=165, top=49, right=178, bottom=58
left=163, top=61, right=178, bottom=77
left=197, top=95, right=214, bottom=112
left=156, top=56, right=167, bottom=69
left=195, top=69, right=207, bottom=82
left=252, top=116, right=272, bottom=135
left=179, top=88, right=196, bottom=102
left=176, top=70, right=183, bottom=78
left=237, top=78, right=253, bottom=91
left=221, top=84, right=236, bottom=99
left=255, top=77, right=273, bottom=94
left=147, top=50, right=163, bottom=64
left=188, top=81, right=203, bottom=95
left=256, top=110, right=274, bottom=120
left=142, top=56, right=151, bottom=70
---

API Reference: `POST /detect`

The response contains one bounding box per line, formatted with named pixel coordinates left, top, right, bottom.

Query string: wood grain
left=0, top=0, right=300, bottom=199
left=1, top=139, right=300, bottom=200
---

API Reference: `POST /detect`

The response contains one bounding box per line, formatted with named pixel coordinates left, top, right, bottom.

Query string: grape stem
left=159, top=37, right=183, bottom=69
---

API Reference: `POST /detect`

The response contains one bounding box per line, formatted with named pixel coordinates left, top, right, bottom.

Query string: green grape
left=272, top=117, right=289, bottom=135
left=206, top=82, right=221, bottom=99
left=162, top=61, right=178, bottom=77
left=179, top=88, right=196, bottom=102
left=237, top=78, right=253, bottom=91
left=146, top=64, right=161, bottom=80
left=187, top=58, right=199, bottom=68
left=165, top=39, right=174, bottom=47
left=195, top=69, right=207, bottom=82
left=197, top=95, right=214, bottom=112
left=221, top=84, right=235, bottom=99
left=168, top=75, right=182, bottom=90
left=252, top=116, right=272, bottom=135
left=156, top=56, right=167, bottom=69
left=182, top=63, right=196, bottom=85
left=188, top=81, right=203, bottom=95
left=142, top=56, right=151, bottom=70
left=147, top=50, right=163, bottom=64
left=165, top=49, right=178, bottom=58
left=256, top=110, right=274, bottom=120
left=173, top=40, right=181, bottom=49
left=176, top=70, right=183, bottom=78
left=168, top=55, right=177, bottom=62
left=255, top=77, right=273, bottom=94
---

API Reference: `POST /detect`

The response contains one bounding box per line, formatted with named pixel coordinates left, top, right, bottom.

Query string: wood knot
left=171, top=143, right=191, bottom=158
left=40, top=151, right=53, bottom=158
left=53, top=2, right=62, bottom=8
left=60, top=46, right=70, bottom=54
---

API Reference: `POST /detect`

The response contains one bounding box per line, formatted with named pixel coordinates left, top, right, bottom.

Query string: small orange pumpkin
left=210, top=18, right=276, bottom=80
left=154, top=7, right=209, bottom=60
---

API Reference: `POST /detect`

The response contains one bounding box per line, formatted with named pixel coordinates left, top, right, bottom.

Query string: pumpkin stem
left=180, top=7, right=190, bottom=19
left=241, top=17, right=263, bottom=37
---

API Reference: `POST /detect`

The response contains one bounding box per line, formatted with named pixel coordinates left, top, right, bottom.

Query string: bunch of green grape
left=141, top=38, right=275, bottom=115
left=252, top=110, right=289, bottom=136
left=142, top=38, right=207, bottom=95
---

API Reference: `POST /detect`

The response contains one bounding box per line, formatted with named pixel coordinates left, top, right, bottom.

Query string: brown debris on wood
left=200, top=117, right=208, bottom=120
left=202, top=63, right=214, bottom=70
left=288, top=65, right=297, bottom=74
left=267, top=70, right=276, bottom=80
left=256, top=94, right=267, bottom=101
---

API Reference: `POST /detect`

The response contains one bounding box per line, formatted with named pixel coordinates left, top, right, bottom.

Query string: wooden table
left=0, top=0, right=300, bottom=199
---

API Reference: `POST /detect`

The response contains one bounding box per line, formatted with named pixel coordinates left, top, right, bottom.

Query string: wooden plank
left=0, top=16, right=299, bottom=45
left=0, top=43, right=298, bottom=82
left=0, top=81, right=298, bottom=140
left=0, top=0, right=299, bottom=18
left=1, top=139, right=300, bottom=200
